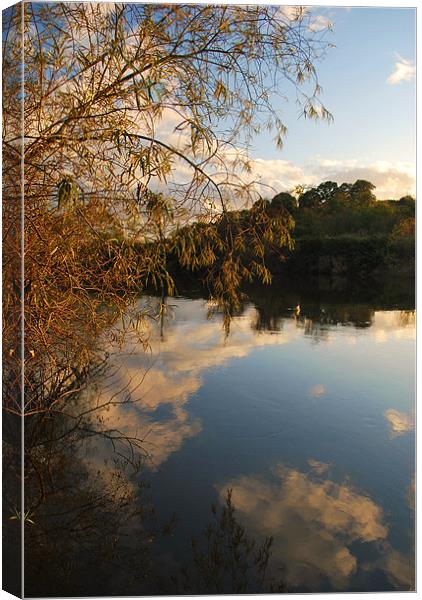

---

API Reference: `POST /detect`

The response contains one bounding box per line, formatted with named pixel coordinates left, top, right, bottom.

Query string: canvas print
left=2, top=2, right=415, bottom=596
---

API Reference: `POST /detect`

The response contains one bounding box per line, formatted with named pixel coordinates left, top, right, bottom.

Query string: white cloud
left=246, top=157, right=415, bottom=200
left=275, top=7, right=332, bottom=33
left=387, top=56, right=415, bottom=85
left=381, top=547, right=415, bottom=589
left=275, top=6, right=309, bottom=23
left=309, top=15, right=333, bottom=32
left=217, top=462, right=414, bottom=590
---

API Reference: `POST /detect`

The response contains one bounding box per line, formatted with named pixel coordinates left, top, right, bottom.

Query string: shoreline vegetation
left=85, top=179, right=415, bottom=295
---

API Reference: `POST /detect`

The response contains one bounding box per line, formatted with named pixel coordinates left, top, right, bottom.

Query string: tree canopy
left=3, top=2, right=334, bottom=415
left=5, top=3, right=333, bottom=211
left=267, top=179, right=415, bottom=240
left=295, top=179, right=377, bottom=210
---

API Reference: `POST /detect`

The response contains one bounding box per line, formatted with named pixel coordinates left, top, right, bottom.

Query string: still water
left=23, top=282, right=415, bottom=595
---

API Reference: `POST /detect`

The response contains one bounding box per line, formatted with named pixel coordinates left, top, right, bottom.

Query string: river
left=22, top=279, right=415, bottom=595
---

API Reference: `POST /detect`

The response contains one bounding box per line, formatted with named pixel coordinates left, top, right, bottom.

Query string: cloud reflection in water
left=87, top=300, right=415, bottom=470
left=216, top=462, right=414, bottom=591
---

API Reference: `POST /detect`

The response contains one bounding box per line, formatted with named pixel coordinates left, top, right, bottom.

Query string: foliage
left=296, top=179, right=376, bottom=211
left=172, top=201, right=294, bottom=310
left=242, top=180, right=415, bottom=279
left=270, top=191, right=298, bottom=214
left=3, top=3, right=333, bottom=414
left=391, top=216, right=415, bottom=239
left=278, top=179, right=415, bottom=239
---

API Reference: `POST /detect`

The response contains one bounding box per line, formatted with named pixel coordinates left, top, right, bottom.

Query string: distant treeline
left=90, top=179, right=415, bottom=292
left=225, top=179, right=415, bottom=280
left=267, top=179, right=414, bottom=239
left=275, top=180, right=414, bottom=278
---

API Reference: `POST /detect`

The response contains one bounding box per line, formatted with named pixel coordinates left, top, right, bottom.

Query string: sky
left=3, top=1, right=415, bottom=201
left=249, top=6, right=416, bottom=199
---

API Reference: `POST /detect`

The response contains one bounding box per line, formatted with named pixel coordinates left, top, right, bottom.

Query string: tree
left=270, top=192, right=297, bottom=215
left=3, top=3, right=332, bottom=415
left=178, top=490, right=278, bottom=594
left=315, top=180, right=338, bottom=204
left=312, top=180, right=377, bottom=209
left=398, top=195, right=415, bottom=216
left=298, top=181, right=340, bottom=210
left=9, top=3, right=333, bottom=212
left=350, top=179, right=376, bottom=206
left=398, top=195, right=415, bottom=205
left=298, top=188, right=321, bottom=210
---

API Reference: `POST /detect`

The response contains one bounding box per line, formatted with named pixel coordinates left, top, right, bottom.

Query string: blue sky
left=249, top=6, right=416, bottom=199
left=4, top=1, right=414, bottom=200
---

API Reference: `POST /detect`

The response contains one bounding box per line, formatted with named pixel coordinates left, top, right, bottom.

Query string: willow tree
left=3, top=2, right=332, bottom=415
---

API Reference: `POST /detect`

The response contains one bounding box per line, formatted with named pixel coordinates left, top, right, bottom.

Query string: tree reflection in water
left=5, top=370, right=286, bottom=596
left=246, top=279, right=415, bottom=340
left=174, top=490, right=290, bottom=595
left=20, top=400, right=157, bottom=595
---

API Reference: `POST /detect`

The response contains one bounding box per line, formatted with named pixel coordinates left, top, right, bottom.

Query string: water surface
left=23, top=282, right=415, bottom=595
